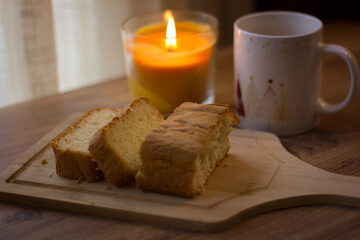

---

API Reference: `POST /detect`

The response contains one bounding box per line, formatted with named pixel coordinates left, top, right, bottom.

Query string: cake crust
left=88, top=128, right=134, bottom=186
left=136, top=102, right=239, bottom=197
left=89, top=97, right=164, bottom=187
left=51, top=108, right=120, bottom=182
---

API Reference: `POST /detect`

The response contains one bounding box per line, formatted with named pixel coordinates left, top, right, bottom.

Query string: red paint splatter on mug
left=235, top=78, right=245, bottom=117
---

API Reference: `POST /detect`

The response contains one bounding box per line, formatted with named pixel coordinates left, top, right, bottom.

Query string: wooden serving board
left=1, top=113, right=360, bottom=232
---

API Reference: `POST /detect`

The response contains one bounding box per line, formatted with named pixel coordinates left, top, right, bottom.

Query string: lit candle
left=122, top=11, right=218, bottom=113
left=165, top=12, right=177, bottom=50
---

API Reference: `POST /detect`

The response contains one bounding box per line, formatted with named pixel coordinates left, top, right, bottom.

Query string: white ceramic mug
left=234, top=11, right=359, bottom=136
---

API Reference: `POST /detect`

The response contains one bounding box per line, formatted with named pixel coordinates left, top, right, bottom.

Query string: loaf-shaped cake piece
left=136, top=102, right=239, bottom=197
left=51, top=108, right=121, bottom=182
left=89, top=97, right=164, bottom=187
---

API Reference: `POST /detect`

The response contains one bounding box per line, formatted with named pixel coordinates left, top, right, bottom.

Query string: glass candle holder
left=121, top=10, right=218, bottom=113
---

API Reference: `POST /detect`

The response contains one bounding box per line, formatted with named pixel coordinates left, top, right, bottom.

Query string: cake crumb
left=41, top=159, right=47, bottom=165
left=49, top=172, right=54, bottom=177
left=223, top=163, right=230, bottom=168
left=90, top=202, right=94, bottom=206
left=105, top=185, right=112, bottom=190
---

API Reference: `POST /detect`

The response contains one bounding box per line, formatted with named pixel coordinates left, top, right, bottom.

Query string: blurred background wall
left=0, top=0, right=358, bottom=108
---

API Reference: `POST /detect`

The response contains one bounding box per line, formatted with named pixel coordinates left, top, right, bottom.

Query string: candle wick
left=167, top=47, right=175, bottom=52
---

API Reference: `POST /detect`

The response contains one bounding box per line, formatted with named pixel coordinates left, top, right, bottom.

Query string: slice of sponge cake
left=51, top=108, right=121, bottom=182
left=89, top=97, right=164, bottom=187
left=136, top=102, right=239, bottom=197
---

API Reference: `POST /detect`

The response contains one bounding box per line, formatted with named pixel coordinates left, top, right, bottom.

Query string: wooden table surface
left=1, top=19, right=360, bottom=239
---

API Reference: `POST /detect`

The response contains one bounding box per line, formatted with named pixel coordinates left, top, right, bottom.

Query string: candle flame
left=165, top=11, right=176, bottom=50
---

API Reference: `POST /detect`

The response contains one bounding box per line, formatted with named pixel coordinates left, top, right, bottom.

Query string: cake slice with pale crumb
left=51, top=108, right=121, bottom=182
left=89, top=97, right=164, bottom=187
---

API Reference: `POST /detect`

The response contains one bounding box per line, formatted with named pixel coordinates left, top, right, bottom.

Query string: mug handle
left=316, top=43, right=359, bottom=113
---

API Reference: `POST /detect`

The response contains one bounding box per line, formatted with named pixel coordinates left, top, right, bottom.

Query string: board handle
left=309, top=170, right=360, bottom=207
left=273, top=164, right=360, bottom=209
left=270, top=132, right=360, bottom=208
left=234, top=170, right=360, bottom=230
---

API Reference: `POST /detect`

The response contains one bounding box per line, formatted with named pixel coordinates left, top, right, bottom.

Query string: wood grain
left=1, top=116, right=360, bottom=232
left=1, top=19, right=360, bottom=239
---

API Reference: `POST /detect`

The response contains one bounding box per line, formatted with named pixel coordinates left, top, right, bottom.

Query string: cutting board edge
left=1, top=114, right=360, bottom=232
left=0, top=183, right=238, bottom=232
left=3, top=183, right=360, bottom=232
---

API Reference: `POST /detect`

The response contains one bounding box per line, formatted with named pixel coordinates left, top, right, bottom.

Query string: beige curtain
left=0, top=0, right=57, bottom=108
left=52, top=0, right=166, bottom=93
left=0, top=0, right=254, bottom=108
left=0, top=0, right=166, bottom=108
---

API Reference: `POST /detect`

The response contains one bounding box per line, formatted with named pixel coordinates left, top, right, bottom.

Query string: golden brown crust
left=88, top=129, right=133, bottom=186
left=173, top=102, right=229, bottom=115
left=53, top=148, right=103, bottom=181
left=136, top=168, right=196, bottom=198
left=140, top=128, right=203, bottom=169
left=136, top=102, right=239, bottom=197
left=180, top=102, right=239, bottom=124
left=104, top=96, right=163, bottom=131
left=51, top=107, right=120, bottom=182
